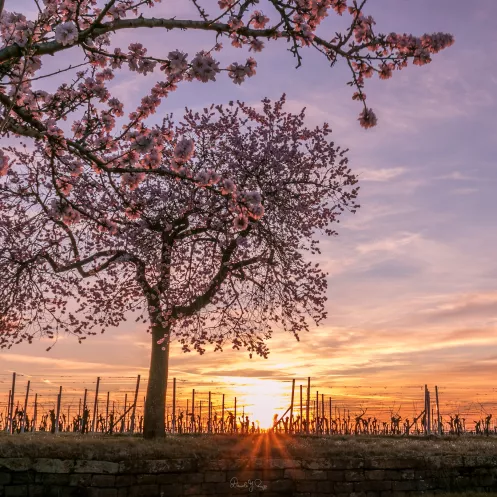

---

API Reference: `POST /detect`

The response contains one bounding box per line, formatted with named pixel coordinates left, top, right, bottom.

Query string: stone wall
left=0, top=454, right=496, bottom=496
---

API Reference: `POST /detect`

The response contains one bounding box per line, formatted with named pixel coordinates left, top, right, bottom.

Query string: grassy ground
left=1, top=432, right=497, bottom=461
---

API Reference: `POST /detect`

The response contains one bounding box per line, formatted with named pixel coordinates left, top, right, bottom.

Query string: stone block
left=327, top=470, right=344, bottom=481
left=5, top=486, right=28, bottom=497
left=305, top=470, right=327, bottom=481
left=27, top=485, right=43, bottom=497
left=41, top=473, right=71, bottom=486
left=391, top=480, right=416, bottom=491
left=135, top=474, right=156, bottom=485
left=315, top=480, right=333, bottom=492
left=284, top=469, right=306, bottom=480
left=32, top=459, right=74, bottom=474
left=0, top=459, right=31, bottom=472
left=159, top=483, right=183, bottom=496
left=269, top=479, right=293, bottom=493
left=354, top=480, right=392, bottom=492
left=119, top=459, right=195, bottom=474
left=127, top=484, right=159, bottom=497
left=74, top=461, right=119, bottom=474
left=91, top=475, right=116, bottom=487
left=344, top=470, right=365, bottom=482
left=69, top=474, right=92, bottom=487
left=11, top=473, right=35, bottom=485
left=204, top=471, right=226, bottom=483
left=0, top=472, right=11, bottom=485
left=295, top=480, right=316, bottom=492
left=365, top=470, right=385, bottom=481
left=115, top=475, right=135, bottom=487
left=87, top=490, right=118, bottom=497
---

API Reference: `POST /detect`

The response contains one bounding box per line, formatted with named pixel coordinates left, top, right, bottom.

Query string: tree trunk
left=143, top=323, right=170, bottom=439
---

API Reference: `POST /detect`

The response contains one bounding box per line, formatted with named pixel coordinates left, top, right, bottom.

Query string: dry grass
left=1, top=432, right=497, bottom=461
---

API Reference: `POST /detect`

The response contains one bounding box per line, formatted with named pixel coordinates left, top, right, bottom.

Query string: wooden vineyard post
left=172, top=378, right=176, bottom=434
left=92, top=377, right=100, bottom=433
left=425, top=385, right=430, bottom=435
left=192, top=389, right=195, bottom=433
left=320, top=394, right=324, bottom=434
left=316, top=390, right=319, bottom=429
left=105, top=392, right=110, bottom=433
left=130, top=375, right=140, bottom=434
left=234, top=397, right=237, bottom=434
left=32, top=393, right=38, bottom=432
left=55, top=386, right=62, bottom=433
left=329, top=397, right=332, bottom=435
left=199, top=401, right=202, bottom=433
left=221, top=394, right=225, bottom=433
left=9, top=372, right=16, bottom=434
left=21, top=380, right=30, bottom=433
left=300, top=385, right=303, bottom=433
left=6, top=389, right=10, bottom=433
left=122, top=394, right=127, bottom=433
left=208, top=391, right=212, bottom=433
left=435, top=385, right=441, bottom=435
left=78, top=398, right=81, bottom=417
left=81, top=388, right=88, bottom=434
left=289, top=379, right=295, bottom=434
left=306, top=377, right=310, bottom=435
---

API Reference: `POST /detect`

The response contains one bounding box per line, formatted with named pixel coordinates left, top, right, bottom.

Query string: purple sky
left=1, top=0, right=496, bottom=420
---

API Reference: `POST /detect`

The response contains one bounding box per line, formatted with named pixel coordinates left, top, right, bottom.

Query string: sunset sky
left=1, top=0, right=496, bottom=427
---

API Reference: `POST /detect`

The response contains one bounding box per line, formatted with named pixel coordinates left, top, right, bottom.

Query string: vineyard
left=1, top=372, right=496, bottom=437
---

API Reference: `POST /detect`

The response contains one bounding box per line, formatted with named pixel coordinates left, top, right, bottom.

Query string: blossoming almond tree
left=0, top=0, right=454, bottom=181
left=0, top=96, right=359, bottom=438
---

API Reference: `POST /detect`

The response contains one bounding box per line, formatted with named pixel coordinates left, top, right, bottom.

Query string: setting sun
left=223, top=378, right=290, bottom=429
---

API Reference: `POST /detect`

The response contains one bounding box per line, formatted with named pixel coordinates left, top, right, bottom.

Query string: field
left=2, top=432, right=497, bottom=461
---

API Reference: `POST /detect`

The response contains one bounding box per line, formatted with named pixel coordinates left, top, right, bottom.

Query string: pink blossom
left=0, top=151, right=9, bottom=177
left=249, top=39, right=265, bottom=53
left=166, top=50, right=189, bottom=75
left=54, top=21, right=78, bottom=46
left=190, top=52, right=220, bottom=83
left=220, top=178, right=236, bottom=195
left=251, top=11, right=270, bottom=29
left=173, top=138, right=195, bottom=163
left=228, top=16, right=244, bottom=31
left=358, top=108, right=377, bottom=129
left=233, top=214, right=249, bottom=231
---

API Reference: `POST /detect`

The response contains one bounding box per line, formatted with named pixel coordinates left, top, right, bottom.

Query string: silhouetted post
left=123, top=393, right=127, bottom=432
left=67, top=405, right=70, bottom=433
left=289, top=379, right=295, bottom=434
left=435, top=385, right=441, bottom=435
left=6, top=389, right=10, bottom=433
left=199, top=401, right=202, bottom=433
left=78, top=398, right=81, bottom=417
left=32, top=393, right=38, bottom=432
left=92, top=377, right=100, bottom=433
left=329, top=397, right=332, bottom=434
left=234, top=397, right=237, bottom=434
left=80, top=389, right=88, bottom=433
left=105, top=392, right=110, bottom=432
left=427, top=387, right=431, bottom=435
left=300, top=385, right=303, bottom=433
left=222, top=394, right=225, bottom=433
left=306, top=377, right=310, bottom=435
left=9, top=372, right=16, bottom=434
left=208, top=391, right=212, bottom=433
left=55, top=386, right=62, bottom=433
left=172, top=378, right=176, bottom=433
left=130, top=375, right=140, bottom=433
left=321, top=394, right=325, bottom=424
left=192, top=389, right=195, bottom=432
left=21, top=380, right=30, bottom=433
